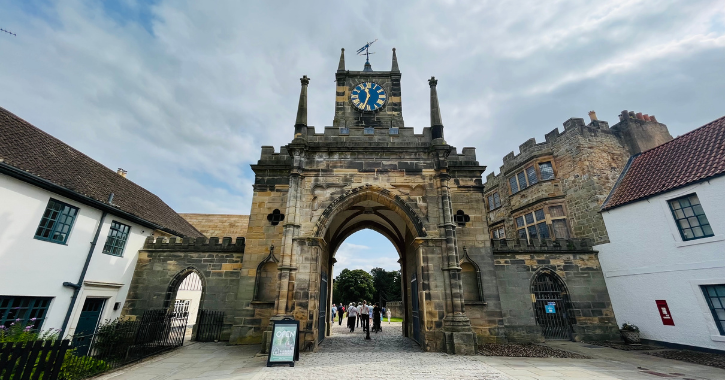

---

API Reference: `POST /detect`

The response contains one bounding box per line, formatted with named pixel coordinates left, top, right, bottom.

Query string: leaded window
left=668, top=194, right=713, bottom=241
left=487, top=192, right=501, bottom=211
left=491, top=225, right=505, bottom=239
left=509, top=176, right=519, bottom=194
left=526, top=166, right=539, bottom=186
left=701, top=285, right=725, bottom=335
left=539, top=162, right=555, bottom=180
left=517, top=171, right=528, bottom=191
left=516, top=208, right=548, bottom=242
left=0, top=296, right=52, bottom=330
left=103, top=221, right=131, bottom=256
left=34, top=199, right=79, bottom=244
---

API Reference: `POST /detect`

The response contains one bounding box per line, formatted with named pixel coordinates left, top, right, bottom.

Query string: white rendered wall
left=596, top=176, right=725, bottom=351
left=0, top=174, right=151, bottom=335
left=175, top=289, right=202, bottom=326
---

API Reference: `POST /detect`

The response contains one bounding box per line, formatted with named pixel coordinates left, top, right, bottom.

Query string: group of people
left=331, top=302, right=392, bottom=334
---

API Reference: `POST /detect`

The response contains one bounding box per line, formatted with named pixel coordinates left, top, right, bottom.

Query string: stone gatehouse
left=122, top=48, right=646, bottom=354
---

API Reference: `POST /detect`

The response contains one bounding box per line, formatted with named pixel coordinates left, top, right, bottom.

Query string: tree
left=333, top=269, right=375, bottom=305
left=370, top=267, right=402, bottom=303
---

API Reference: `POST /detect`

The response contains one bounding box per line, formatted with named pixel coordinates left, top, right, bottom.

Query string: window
left=490, top=225, right=505, bottom=239
left=539, top=162, right=554, bottom=180
left=487, top=192, right=501, bottom=211
left=515, top=204, right=570, bottom=242
left=669, top=194, right=714, bottom=241
left=701, top=285, right=725, bottom=335
left=103, top=221, right=131, bottom=256
left=509, top=161, right=555, bottom=194
left=0, top=296, right=52, bottom=330
left=34, top=199, right=79, bottom=244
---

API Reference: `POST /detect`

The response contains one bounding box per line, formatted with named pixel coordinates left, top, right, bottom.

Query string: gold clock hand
left=362, top=89, right=370, bottom=108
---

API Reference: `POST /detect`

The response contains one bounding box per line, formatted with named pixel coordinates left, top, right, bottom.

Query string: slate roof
left=602, top=115, right=725, bottom=211
left=0, top=107, right=204, bottom=238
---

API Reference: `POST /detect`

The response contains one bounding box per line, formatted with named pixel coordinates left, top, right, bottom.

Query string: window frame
left=102, top=221, right=131, bottom=257
left=490, top=225, right=506, bottom=239
left=514, top=203, right=570, bottom=243
left=701, top=285, right=725, bottom=335
left=487, top=192, right=501, bottom=211
left=507, top=159, right=556, bottom=195
left=668, top=193, right=714, bottom=242
left=34, top=198, right=79, bottom=245
left=0, top=296, right=52, bottom=330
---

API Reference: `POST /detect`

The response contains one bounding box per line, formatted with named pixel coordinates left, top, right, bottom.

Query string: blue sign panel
left=545, top=304, right=556, bottom=314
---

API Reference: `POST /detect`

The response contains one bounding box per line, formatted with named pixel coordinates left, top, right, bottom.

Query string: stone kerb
left=143, top=236, right=245, bottom=252
left=490, top=238, right=593, bottom=253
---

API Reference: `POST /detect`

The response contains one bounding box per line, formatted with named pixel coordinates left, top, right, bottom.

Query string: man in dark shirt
left=337, top=304, right=344, bottom=325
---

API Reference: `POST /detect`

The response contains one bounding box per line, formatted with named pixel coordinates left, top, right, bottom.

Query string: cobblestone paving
left=258, top=322, right=509, bottom=380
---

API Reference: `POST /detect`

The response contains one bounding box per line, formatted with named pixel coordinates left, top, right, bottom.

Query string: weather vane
left=356, top=39, right=378, bottom=63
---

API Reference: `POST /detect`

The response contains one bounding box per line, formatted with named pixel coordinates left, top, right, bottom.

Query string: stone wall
left=180, top=214, right=250, bottom=238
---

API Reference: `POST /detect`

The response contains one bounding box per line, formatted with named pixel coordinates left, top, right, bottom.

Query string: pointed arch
left=163, top=266, right=207, bottom=309
left=459, top=247, right=484, bottom=303
left=253, top=247, right=280, bottom=303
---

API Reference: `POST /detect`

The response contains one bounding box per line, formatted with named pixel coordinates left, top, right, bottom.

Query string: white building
left=597, top=115, right=725, bottom=351
left=0, top=107, right=203, bottom=338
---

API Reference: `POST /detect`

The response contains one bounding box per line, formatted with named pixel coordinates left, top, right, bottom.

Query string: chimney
left=635, top=112, right=643, bottom=120
left=643, top=114, right=651, bottom=121
left=650, top=115, right=657, bottom=123
left=588, top=111, right=598, bottom=122
left=117, top=168, right=127, bottom=178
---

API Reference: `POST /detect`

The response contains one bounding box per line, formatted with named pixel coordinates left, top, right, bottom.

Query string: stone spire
left=429, top=76, right=444, bottom=140
left=391, top=48, right=399, bottom=72
left=294, top=75, right=309, bottom=137
left=337, top=48, right=345, bottom=72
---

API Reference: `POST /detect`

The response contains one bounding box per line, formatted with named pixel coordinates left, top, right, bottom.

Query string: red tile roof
left=0, top=107, right=203, bottom=237
left=602, top=115, right=725, bottom=210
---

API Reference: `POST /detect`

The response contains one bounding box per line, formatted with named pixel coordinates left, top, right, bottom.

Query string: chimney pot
left=588, top=111, right=598, bottom=122
left=650, top=115, right=657, bottom=123
left=635, top=112, right=643, bottom=120
left=643, top=114, right=651, bottom=121
left=117, top=168, right=127, bottom=178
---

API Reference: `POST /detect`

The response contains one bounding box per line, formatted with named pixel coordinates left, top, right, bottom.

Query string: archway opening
left=164, top=269, right=205, bottom=342
left=330, top=229, right=403, bottom=335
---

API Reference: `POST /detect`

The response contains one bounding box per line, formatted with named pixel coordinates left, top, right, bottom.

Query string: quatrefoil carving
left=454, top=210, right=470, bottom=227
left=267, top=209, right=285, bottom=226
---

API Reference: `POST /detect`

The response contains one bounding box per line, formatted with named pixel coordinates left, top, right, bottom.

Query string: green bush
left=59, top=350, right=109, bottom=380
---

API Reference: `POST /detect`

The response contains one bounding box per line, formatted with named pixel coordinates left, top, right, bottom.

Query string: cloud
left=1, top=0, right=723, bottom=215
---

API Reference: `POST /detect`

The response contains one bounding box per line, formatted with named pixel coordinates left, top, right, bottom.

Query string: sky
left=2, top=1, right=724, bottom=273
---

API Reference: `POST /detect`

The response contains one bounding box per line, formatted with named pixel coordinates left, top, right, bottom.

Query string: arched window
left=459, top=247, right=483, bottom=303
left=253, top=246, right=279, bottom=303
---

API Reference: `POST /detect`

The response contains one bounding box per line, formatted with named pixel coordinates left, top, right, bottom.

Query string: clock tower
left=332, top=48, right=404, bottom=129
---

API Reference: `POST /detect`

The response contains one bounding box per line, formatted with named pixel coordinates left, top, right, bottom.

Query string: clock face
left=350, top=82, right=386, bottom=111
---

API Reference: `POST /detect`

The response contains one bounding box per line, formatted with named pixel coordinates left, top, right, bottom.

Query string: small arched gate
left=531, top=271, right=573, bottom=340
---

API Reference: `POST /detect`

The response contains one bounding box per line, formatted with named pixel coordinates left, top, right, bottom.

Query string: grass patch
left=385, top=317, right=404, bottom=323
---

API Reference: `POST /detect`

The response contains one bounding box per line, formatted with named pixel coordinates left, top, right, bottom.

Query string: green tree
left=370, top=267, right=402, bottom=303
left=333, top=269, right=375, bottom=305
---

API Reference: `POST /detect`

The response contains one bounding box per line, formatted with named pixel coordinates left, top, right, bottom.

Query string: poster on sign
left=267, top=318, right=300, bottom=367
left=545, top=303, right=556, bottom=314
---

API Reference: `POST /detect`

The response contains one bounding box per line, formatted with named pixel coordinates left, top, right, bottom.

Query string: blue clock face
left=351, top=82, right=386, bottom=111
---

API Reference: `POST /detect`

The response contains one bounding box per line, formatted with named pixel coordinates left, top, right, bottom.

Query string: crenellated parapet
left=142, top=236, right=245, bottom=252
left=491, top=238, right=594, bottom=253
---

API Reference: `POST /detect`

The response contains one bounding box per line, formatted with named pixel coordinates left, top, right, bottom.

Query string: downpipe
left=60, top=211, right=107, bottom=338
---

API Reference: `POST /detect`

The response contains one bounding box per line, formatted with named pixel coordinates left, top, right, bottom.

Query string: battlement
left=448, top=147, right=480, bottom=166
left=258, top=146, right=293, bottom=163
left=491, top=238, right=594, bottom=253
left=142, top=236, right=245, bottom=252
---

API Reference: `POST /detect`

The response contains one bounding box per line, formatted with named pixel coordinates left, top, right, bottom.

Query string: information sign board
left=545, top=303, right=556, bottom=314
left=267, top=318, right=300, bottom=367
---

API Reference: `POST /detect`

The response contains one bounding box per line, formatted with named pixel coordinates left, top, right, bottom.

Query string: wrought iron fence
left=0, top=339, right=69, bottom=380
left=195, top=310, right=224, bottom=342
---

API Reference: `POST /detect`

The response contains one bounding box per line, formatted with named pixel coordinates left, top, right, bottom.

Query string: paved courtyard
left=97, top=322, right=725, bottom=380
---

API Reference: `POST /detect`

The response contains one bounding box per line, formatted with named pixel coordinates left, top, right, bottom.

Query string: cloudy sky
left=2, top=0, right=724, bottom=274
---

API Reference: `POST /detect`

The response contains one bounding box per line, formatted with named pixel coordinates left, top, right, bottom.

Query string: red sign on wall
left=655, top=300, right=675, bottom=326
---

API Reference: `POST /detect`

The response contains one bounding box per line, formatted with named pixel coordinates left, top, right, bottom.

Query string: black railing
left=0, top=339, right=69, bottom=380
left=195, top=310, right=224, bottom=342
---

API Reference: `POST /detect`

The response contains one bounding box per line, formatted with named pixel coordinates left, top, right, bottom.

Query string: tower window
left=364, top=127, right=374, bottom=135
left=487, top=192, right=501, bottom=211
left=340, top=127, right=349, bottom=135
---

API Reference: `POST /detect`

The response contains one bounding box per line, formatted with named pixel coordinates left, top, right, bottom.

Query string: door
left=411, top=274, right=420, bottom=344
left=318, top=271, right=328, bottom=343
left=532, top=272, right=572, bottom=340
left=73, top=298, right=106, bottom=356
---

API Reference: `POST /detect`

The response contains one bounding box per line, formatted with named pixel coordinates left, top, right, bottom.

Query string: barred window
left=34, top=199, right=79, bottom=244
left=669, top=194, right=713, bottom=241
left=487, top=192, right=501, bottom=211
left=539, top=162, right=555, bottom=180
left=103, top=221, right=131, bottom=256
left=0, top=296, right=52, bottom=330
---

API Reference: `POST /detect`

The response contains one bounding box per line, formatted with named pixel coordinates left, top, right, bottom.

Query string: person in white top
left=347, top=303, right=358, bottom=332
left=360, top=301, right=370, bottom=333
left=356, top=303, right=363, bottom=328
left=386, top=308, right=392, bottom=324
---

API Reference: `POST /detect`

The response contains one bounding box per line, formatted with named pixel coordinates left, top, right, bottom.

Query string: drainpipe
left=60, top=211, right=107, bottom=338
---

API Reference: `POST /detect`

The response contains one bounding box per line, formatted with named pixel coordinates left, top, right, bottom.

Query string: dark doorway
left=532, top=271, right=572, bottom=340
left=411, top=273, right=420, bottom=344
left=319, top=271, right=328, bottom=343
left=73, top=298, right=106, bottom=356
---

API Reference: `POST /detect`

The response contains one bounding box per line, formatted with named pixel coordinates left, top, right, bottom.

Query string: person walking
left=360, top=301, right=370, bottom=333
left=331, top=303, right=336, bottom=322
left=386, top=308, right=392, bottom=324
left=373, top=303, right=382, bottom=333
left=347, top=303, right=358, bottom=332
left=337, top=303, right=344, bottom=325
left=356, top=303, right=362, bottom=328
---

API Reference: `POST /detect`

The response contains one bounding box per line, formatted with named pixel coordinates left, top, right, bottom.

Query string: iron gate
left=411, top=273, right=421, bottom=344
left=318, top=271, right=327, bottom=343
left=195, top=310, right=224, bottom=342
left=532, top=272, right=573, bottom=340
